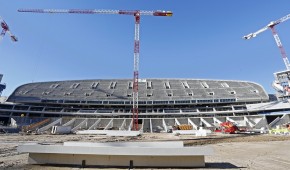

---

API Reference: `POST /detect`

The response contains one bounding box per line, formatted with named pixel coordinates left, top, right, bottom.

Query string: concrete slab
left=18, top=144, right=213, bottom=156
left=75, top=130, right=141, bottom=136
left=63, top=141, right=184, bottom=148
left=173, top=129, right=212, bottom=135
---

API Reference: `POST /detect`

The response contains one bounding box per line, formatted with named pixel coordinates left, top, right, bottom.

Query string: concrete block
left=18, top=141, right=213, bottom=168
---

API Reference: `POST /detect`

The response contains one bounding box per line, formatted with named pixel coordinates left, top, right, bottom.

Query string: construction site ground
left=1, top=133, right=290, bottom=170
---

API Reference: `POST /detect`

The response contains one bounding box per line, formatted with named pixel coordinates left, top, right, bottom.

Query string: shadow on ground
left=205, top=162, right=246, bottom=169
left=7, top=163, right=246, bottom=170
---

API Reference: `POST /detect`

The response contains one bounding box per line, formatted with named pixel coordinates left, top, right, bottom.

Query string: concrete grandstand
left=1, top=78, right=289, bottom=133
left=4, top=79, right=268, bottom=116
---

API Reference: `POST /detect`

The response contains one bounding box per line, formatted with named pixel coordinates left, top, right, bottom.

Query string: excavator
left=217, top=122, right=239, bottom=134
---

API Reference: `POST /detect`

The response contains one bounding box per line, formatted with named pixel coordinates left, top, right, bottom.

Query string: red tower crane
left=243, top=14, right=290, bottom=70
left=0, top=16, right=18, bottom=43
left=18, top=9, right=172, bottom=130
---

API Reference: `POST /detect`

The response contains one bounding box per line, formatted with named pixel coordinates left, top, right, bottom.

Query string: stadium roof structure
left=7, top=79, right=268, bottom=105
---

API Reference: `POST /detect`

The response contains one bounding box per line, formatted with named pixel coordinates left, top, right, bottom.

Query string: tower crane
left=0, top=16, right=18, bottom=43
left=18, top=9, right=172, bottom=130
left=243, top=14, right=290, bottom=70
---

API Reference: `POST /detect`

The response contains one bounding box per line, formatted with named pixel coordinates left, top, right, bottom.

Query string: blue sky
left=1, top=0, right=290, bottom=96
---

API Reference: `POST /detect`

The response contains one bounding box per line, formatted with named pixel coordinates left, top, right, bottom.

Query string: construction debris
left=269, top=124, right=290, bottom=135
left=22, top=119, right=50, bottom=133
left=51, top=126, right=71, bottom=135
left=173, top=124, right=193, bottom=130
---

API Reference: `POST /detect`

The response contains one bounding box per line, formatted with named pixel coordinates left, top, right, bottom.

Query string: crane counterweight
left=243, top=33, right=255, bottom=39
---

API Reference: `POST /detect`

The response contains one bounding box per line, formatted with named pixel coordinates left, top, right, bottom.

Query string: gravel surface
left=0, top=133, right=290, bottom=170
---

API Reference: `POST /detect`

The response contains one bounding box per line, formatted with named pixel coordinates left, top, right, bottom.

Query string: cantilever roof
left=7, top=79, right=269, bottom=104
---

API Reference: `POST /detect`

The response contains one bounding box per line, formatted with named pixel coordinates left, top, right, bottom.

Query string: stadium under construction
left=1, top=9, right=290, bottom=134
left=1, top=78, right=290, bottom=133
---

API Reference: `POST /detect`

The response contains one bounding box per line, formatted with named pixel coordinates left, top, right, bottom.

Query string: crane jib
left=18, top=9, right=173, bottom=17
left=243, top=13, right=290, bottom=71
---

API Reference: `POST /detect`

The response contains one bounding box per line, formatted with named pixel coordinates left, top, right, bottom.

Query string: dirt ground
left=1, top=133, right=290, bottom=170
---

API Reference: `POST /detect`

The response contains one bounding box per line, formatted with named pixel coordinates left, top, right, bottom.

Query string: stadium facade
left=1, top=78, right=290, bottom=132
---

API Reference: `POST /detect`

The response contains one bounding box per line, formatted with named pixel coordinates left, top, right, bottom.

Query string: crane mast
left=243, top=14, right=290, bottom=70
left=18, top=8, right=172, bottom=130
left=269, top=26, right=290, bottom=70
left=133, top=12, right=140, bottom=131
left=0, top=16, right=18, bottom=43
